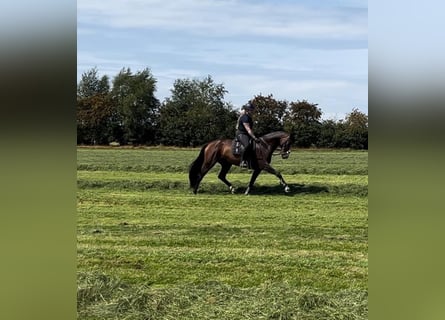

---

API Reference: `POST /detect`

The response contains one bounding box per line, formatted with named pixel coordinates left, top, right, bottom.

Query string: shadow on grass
left=197, top=183, right=329, bottom=196
left=247, top=183, right=329, bottom=196
left=197, top=182, right=366, bottom=197
left=78, top=179, right=366, bottom=197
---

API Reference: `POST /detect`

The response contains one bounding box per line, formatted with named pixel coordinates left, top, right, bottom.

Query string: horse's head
left=260, top=131, right=292, bottom=159
left=278, top=134, right=291, bottom=159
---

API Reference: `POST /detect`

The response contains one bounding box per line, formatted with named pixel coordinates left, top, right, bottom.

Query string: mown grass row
left=77, top=147, right=368, bottom=175
left=78, top=273, right=367, bottom=320
left=77, top=147, right=368, bottom=319
left=77, top=171, right=367, bottom=197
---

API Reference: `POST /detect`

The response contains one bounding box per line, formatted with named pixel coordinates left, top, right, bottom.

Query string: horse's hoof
left=229, top=186, right=236, bottom=194
left=284, top=186, right=290, bottom=193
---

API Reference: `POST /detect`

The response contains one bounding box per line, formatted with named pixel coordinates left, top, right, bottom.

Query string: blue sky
left=77, top=0, right=367, bottom=120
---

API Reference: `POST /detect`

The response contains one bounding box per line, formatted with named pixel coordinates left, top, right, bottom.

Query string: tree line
left=77, top=67, right=367, bottom=149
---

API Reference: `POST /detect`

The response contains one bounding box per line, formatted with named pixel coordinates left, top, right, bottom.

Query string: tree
left=111, top=68, right=160, bottom=145
left=77, top=67, right=114, bottom=144
left=317, top=119, right=339, bottom=148
left=159, top=76, right=237, bottom=146
left=284, top=100, right=322, bottom=147
left=77, top=67, right=109, bottom=99
left=343, top=108, right=368, bottom=149
left=248, top=94, right=287, bottom=136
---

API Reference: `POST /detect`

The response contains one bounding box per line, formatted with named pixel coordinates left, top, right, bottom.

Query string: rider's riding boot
left=240, top=152, right=248, bottom=168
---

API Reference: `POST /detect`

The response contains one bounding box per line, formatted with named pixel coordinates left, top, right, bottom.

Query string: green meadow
left=77, top=147, right=368, bottom=319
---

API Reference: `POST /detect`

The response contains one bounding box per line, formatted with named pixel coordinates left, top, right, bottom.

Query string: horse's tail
left=189, top=143, right=208, bottom=189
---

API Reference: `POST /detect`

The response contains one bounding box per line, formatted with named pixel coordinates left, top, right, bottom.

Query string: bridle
left=276, top=148, right=291, bottom=158
left=272, top=136, right=291, bottom=158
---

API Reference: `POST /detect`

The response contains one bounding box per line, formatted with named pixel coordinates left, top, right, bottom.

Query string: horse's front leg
left=263, top=164, right=290, bottom=193
left=245, top=169, right=261, bottom=195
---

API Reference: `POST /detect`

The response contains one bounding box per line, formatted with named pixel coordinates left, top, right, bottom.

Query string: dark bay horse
left=189, top=131, right=292, bottom=195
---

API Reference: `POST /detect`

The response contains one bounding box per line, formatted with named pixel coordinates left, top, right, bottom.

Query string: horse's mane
left=261, top=131, right=288, bottom=140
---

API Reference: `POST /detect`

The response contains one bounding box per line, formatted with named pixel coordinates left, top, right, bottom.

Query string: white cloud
left=77, top=0, right=367, bottom=41
left=77, top=0, right=368, bottom=117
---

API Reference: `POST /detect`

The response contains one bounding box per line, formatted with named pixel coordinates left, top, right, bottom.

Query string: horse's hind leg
left=194, top=162, right=217, bottom=194
left=218, top=161, right=235, bottom=193
left=192, top=174, right=203, bottom=194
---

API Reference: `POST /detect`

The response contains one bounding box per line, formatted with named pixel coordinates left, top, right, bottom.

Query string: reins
left=272, top=149, right=290, bottom=156
left=253, top=132, right=290, bottom=158
left=257, top=138, right=288, bottom=156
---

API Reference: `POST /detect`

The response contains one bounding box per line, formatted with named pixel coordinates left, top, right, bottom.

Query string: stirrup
left=240, top=161, right=248, bottom=168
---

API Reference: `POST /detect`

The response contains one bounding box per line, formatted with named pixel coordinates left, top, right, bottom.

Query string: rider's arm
left=242, top=122, right=257, bottom=140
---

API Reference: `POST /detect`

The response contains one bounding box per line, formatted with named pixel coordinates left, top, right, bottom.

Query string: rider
left=236, top=102, right=261, bottom=168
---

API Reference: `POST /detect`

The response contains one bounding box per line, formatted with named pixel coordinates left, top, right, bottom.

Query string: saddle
left=232, top=137, right=242, bottom=156
left=232, top=137, right=261, bottom=159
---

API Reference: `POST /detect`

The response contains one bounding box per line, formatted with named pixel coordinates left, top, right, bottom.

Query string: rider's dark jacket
left=236, top=113, right=253, bottom=147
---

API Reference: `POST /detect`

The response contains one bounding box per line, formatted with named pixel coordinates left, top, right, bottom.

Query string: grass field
left=77, top=147, right=368, bottom=319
